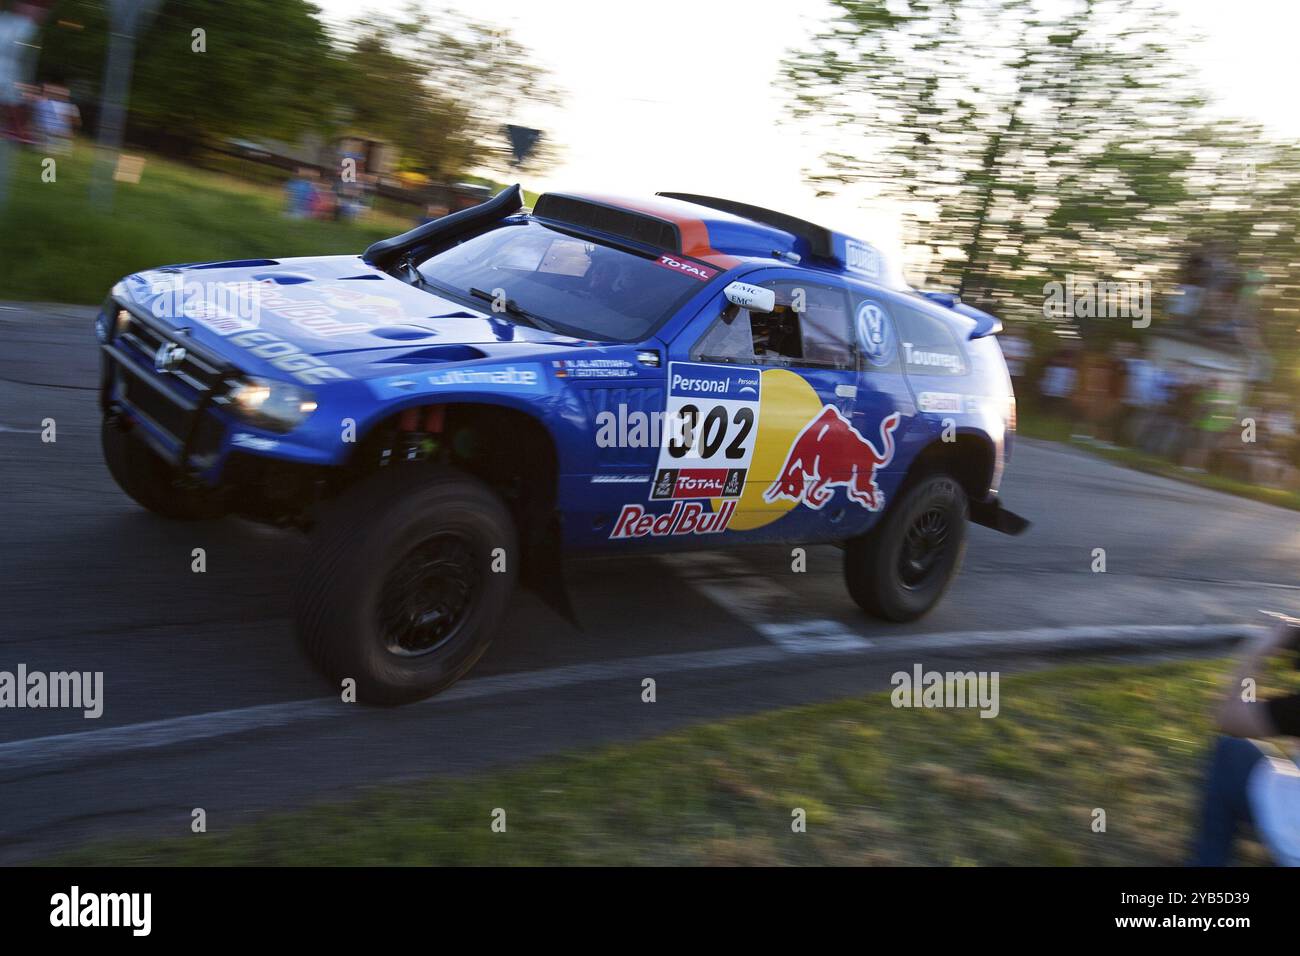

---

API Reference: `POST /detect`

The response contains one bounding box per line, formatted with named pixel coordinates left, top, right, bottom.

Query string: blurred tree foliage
left=343, top=6, right=561, bottom=180
left=782, top=0, right=1300, bottom=382
left=40, top=0, right=340, bottom=150
left=36, top=0, right=558, bottom=179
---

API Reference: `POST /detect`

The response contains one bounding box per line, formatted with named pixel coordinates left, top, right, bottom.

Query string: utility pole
left=90, top=0, right=161, bottom=211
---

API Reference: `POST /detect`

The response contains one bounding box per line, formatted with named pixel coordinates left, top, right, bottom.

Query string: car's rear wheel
left=843, top=473, right=968, bottom=622
left=295, top=465, right=517, bottom=705
left=100, top=414, right=224, bottom=520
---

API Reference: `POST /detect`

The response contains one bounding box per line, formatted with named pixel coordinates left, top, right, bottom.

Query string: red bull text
left=610, top=499, right=737, bottom=539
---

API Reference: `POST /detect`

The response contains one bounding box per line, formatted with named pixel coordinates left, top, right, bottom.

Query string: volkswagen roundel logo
left=154, top=342, right=188, bottom=373
left=856, top=301, right=896, bottom=367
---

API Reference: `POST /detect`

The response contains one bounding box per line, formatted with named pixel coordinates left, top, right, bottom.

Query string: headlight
left=227, top=377, right=317, bottom=433
left=96, top=302, right=131, bottom=342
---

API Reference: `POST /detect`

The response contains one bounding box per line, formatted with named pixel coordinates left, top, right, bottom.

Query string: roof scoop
left=363, top=184, right=524, bottom=271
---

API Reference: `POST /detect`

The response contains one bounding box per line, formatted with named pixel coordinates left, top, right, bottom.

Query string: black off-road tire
left=843, top=473, right=968, bottom=622
left=295, top=465, right=517, bottom=705
left=100, top=415, right=224, bottom=520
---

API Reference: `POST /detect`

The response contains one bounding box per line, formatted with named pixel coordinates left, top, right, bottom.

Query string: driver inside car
left=583, top=255, right=632, bottom=298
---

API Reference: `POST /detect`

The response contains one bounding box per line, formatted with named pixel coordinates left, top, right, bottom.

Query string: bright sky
left=315, top=0, right=1300, bottom=270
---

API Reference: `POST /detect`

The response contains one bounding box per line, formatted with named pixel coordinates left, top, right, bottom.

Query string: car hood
left=121, top=255, right=589, bottom=368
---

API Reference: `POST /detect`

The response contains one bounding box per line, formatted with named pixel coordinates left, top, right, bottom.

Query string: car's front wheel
left=843, top=473, right=968, bottom=622
left=100, top=415, right=224, bottom=520
left=295, top=465, right=517, bottom=705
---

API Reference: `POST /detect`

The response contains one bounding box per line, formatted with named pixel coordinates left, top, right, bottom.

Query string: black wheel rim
left=899, top=506, right=951, bottom=589
left=377, top=532, right=480, bottom=657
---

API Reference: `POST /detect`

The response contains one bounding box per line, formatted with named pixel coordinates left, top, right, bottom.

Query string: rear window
left=895, top=304, right=967, bottom=375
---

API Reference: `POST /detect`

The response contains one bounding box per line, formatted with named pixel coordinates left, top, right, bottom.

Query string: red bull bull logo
left=764, top=406, right=901, bottom=512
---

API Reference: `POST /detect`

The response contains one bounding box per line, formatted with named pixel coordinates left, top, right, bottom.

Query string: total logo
left=654, top=255, right=718, bottom=282
left=651, top=467, right=746, bottom=500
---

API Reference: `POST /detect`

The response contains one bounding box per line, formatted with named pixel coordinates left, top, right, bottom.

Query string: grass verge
left=0, top=141, right=412, bottom=304
left=49, top=657, right=1289, bottom=866
left=1017, top=408, right=1300, bottom=513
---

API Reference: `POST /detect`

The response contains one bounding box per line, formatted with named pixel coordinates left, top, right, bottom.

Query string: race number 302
left=652, top=363, right=761, bottom=501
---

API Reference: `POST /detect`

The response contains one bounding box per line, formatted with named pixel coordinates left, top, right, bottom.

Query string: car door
left=840, top=283, right=921, bottom=533
left=666, top=269, right=867, bottom=543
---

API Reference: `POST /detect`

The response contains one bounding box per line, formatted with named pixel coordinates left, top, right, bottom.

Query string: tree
left=339, top=5, right=561, bottom=180
left=781, top=0, right=1207, bottom=335
left=39, top=0, right=344, bottom=150
left=36, top=1, right=558, bottom=180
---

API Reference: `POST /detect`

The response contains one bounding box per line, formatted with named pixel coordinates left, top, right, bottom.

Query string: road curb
left=0, top=622, right=1259, bottom=777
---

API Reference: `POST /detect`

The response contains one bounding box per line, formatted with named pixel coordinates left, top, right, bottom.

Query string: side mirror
left=723, top=281, right=775, bottom=313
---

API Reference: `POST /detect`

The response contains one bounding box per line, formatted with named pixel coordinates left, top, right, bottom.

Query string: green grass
left=48, top=657, right=1291, bottom=866
left=0, top=141, right=413, bottom=304
left=1017, top=407, right=1300, bottom=512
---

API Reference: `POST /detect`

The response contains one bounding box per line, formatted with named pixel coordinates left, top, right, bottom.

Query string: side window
left=692, top=280, right=855, bottom=369
left=693, top=307, right=757, bottom=364
left=795, top=282, right=854, bottom=368
left=894, top=304, right=968, bottom=375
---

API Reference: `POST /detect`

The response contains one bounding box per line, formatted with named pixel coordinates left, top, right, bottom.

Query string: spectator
left=1182, top=377, right=1234, bottom=473
left=1039, top=348, right=1077, bottom=421
left=310, top=180, right=336, bottom=220
left=32, top=80, right=78, bottom=154
left=1161, top=368, right=1202, bottom=462
left=0, top=3, right=48, bottom=143
left=1254, top=395, right=1298, bottom=489
left=1071, top=348, right=1123, bottom=445
left=1119, top=342, right=1164, bottom=449
left=332, top=158, right=365, bottom=222
left=284, top=167, right=318, bottom=219
left=1264, top=396, right=1296, bottom=456
left=1144, top=363, right=1180, bottom=455
left=1000, top=330, right=1031, bottom=394
left=1190, top=616, right=1300, bottom=867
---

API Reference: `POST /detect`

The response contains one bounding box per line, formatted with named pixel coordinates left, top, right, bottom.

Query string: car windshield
left=417, top=221, right=712, bottom=341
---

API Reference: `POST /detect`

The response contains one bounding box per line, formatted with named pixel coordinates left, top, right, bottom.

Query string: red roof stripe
left=566, top=193, right=742, bottom=269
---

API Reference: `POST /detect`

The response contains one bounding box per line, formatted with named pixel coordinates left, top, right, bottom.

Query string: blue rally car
left=96, top=185, right=1027, bottom=702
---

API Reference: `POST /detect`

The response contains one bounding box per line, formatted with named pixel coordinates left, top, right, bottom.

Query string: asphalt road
left=0, top=303, right=1296, bottom=860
